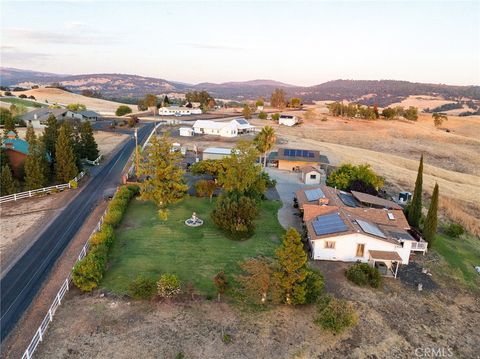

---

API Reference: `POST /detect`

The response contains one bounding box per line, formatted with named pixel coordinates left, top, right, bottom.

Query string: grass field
left=432, top=234, right=480, bottom=291
left=0, top=97, right=46, bottom=108
left=102, top=197, right=284, bottom=296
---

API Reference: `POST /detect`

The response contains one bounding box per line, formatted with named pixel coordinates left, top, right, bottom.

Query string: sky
left=1, top=1, right=479, bottom=86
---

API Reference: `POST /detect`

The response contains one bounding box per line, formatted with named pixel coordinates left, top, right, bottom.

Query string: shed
left=202, top=147, right=233, bottom=160
left=300, top=166, right=325, bottom=185
left=179, top=127, right=194, bottom=137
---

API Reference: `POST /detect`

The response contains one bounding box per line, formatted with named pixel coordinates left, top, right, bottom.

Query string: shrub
left=104, top=207, right=124, bottom=227
left=72, top=255, right=104, bottom=292
left=345, top=262, right=381, bottom=288
left=222, top=333, right=232, bottom=344
left=89, top=224, right=114, bottom=249
left=271, top=113, right=280, bottom=122
left=314, top=294, right=358, bottom=334
left=116, top=105, right=132, bottom=116
left=19, top=94, right=27, bottom=98
left=195, top=179, right=208, bottom=197
left=69, top=179, right=78, bottom=189
left=258, top=111, right=267, bottom=120
left=157, top=274, right=181, bottom=298
left=444, top=222, right=465, bottom=238
left=128, top=276, right=157, bottom=299
left=304, top=270, right=324, bottom=304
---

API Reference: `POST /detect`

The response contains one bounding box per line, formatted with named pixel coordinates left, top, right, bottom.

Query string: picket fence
left=0, top=172, right=85, bottom=204
left=20, top=205, right=108, bottom=359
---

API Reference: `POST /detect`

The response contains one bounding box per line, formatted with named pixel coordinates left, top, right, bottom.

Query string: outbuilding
left=279, top=114, right=299, bottom=126
left=179, top=127, right=194, bottom=137
left=202, top=147, right=233, bottom=160
left=300, top=166, right=325, bottom=185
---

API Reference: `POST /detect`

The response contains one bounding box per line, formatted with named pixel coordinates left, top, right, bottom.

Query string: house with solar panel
left=192, top=118, right=255, bottom=138
left=270, top=148, right=329, bottom=171
left=295, top=185, right=428, bottom=277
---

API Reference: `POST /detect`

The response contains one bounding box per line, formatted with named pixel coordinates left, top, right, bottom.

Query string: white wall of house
left=302, top=170, right=321, bottom=185
left=311, top=233, right=408, bottom=264
left=179, top=127, right=194, bottom=137
left=158, top=107, right=202, bottom=116
left=279, top=116, right=298, bottom=126
left=29, top=119, right=45, bottom=129
left=193, top=123, right=237, bottom=137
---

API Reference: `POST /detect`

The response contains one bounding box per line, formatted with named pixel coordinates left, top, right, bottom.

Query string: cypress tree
left=24, top=134, right=49, bottom=190
left=42, top=115, right=59, bottom=159
left=3, top=114, right=17, bottom=138
left=423, top=183, right=439, bottom=245
left=25, top=124, right=36, bottom=145
left=80, top=121, right=99, bottom=160
left=1, top=163, right=18, bottom=195
left=55, top=123, right=78, bottom=182
left=408, top=155, right=423, bottom=228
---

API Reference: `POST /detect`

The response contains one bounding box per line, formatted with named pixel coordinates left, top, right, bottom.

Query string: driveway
left=265, top=168, right=312, bottom=231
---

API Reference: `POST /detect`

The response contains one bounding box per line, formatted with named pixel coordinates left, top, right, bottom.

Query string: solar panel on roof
left=236, top=119, right=248, bottom=124
left=386, top=230, right=414, bottom=241
left=338, top=193, right=358, bottom=207
left=356, top=219, right=386, bottom=238
left=283, top=149, right=315, bottom=158
left=305, top=188, right=325, bottom=201
left=312, top=213, right=349, bottom=236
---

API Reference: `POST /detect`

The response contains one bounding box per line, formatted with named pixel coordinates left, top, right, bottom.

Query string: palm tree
left=254, top=126, right=276, bottom=167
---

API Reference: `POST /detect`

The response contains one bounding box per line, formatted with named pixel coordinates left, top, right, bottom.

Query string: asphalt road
left=0, top=122, right=154, bottom=342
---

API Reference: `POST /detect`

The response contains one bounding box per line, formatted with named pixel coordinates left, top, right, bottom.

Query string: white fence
left=83, top=154, right=103, bottom=166
left=0, top=172, right=85, bottom=204
left=20, top=205, right=107, bottom=359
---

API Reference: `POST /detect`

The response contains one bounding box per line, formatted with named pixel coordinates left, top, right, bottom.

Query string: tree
left=189, top=159, right=226, bottom=177
left=24, top=130, right=49, bottom=190
left=258, top=111, right=267, bottom=120
left=66, top=103, right=86, bottom=111
left=327, top=163, right=384, bottom=192
left=3, top=111, right=17, bottom=138
left=274, top=228, right=308, bottom=305
left=290, top=98, right=301, bottom=108
left=218, top=141, right=261, bottom=194
left=432, top=113, right=448, bottom=127
left=41, top=114, right=59, bottom=159
left=408, top=155, right=423, bottom=228
left=25, top=124, right=36, bottom=145
left=157, top=274, right=181, bottom=298
left=237, top=257, right=280, bottom=304
left=0, top=164, right=18, bottom=195
left=270, top=89, right=286, bottom=108
left=255, top=98, right=264, bottom=107
left=271, top=113, right=280, bottom=122
left=163, top=95, right=170, bottom=106
left=213, top=271, right=228, bottom=301
left=404, top=106, right=419, bottom=121
left=242, top=104, right=252, bottom=119
left=116, top=105, right=132, bottom=116
left=0, top=108, right=12, bottom=126
left=79, top=121, right=99, bottom=160
left=211, top=192, right=258, bottom=239
left=423, top=183, right=439, bottom=245
left=381, top=107, right=396, bottom=120
left=254, top=126, right=276, bottom=167
left=55, top=122, right=78, bottom=182
left=139, top=134, right=188, bottom=219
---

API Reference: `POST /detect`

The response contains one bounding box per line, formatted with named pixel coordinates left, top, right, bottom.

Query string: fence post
left=14, top=193, right=17, bottom=201
left=48, top=308, right=53, bottom=322
left=37, top=326, right=43, bottom=342
left=66, top=278, right=69, bottom=291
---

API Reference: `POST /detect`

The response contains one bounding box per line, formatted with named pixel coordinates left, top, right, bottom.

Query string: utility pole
left=135, top=127, right=139, bottom=178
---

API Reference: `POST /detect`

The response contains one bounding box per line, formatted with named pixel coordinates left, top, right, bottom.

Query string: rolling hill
left=1, top=67, right=479, bottom=107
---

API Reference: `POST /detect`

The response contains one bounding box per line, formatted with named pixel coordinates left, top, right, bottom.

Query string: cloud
left=1, top=46, right=51, bottom=63
left=181, top=42, right=244, bottom=51
left=4, top=27, right=115, bottom=45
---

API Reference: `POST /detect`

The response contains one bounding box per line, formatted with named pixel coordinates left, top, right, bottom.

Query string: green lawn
left=102, top=197, right=284, bottom=296
left=432, top=234, right=480, bottom=291
left=0, top=98, right=46, bottom=108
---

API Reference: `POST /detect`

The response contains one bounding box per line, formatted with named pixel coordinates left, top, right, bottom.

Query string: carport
left=369, top=250, right=402, bottom=278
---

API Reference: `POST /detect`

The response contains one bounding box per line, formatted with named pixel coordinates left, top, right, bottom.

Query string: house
left=179, top=127, right=194, bottom=137
left=22, top=108, right=98, bottom=128
left=1, top=131, right=30, bottom=177
left=272, top=148, right=327, bottom=171
left=295, top=185, right=428, bottom=277
left=192, top=118, right=255, bottom=138
left=300, top=166, right=325, bottom=185
left=202, top=147, right=234, bottom=160
left=350, top=190, right=403, bottom=210
left=279, top=114, right=299, bottom=126
left=158, top=106, right=202, bottom=116
left=77, top=110, right=100, bottom=122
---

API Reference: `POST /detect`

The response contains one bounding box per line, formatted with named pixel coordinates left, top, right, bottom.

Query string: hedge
left=72, top=185, right=139, bottom=292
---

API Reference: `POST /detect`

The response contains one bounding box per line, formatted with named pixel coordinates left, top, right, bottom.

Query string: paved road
left=0, top=122, right=154, bottom=342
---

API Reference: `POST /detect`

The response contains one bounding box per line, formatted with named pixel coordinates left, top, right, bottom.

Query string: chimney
left=319, top=198, right=329, bottom=205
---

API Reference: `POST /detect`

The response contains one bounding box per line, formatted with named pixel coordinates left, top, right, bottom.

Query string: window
left=310, top=174, right=317, bottom=179
left=356, top=243, right=365, bottom=257
left=324, top=241, right=335, bottom=249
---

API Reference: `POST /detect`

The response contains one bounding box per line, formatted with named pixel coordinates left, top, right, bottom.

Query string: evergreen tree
left=24, top=134, right=49, bottom=190
left=139, top=134, right=188, bottom=219
left=55, top=123, right=78, bottom=182
left=423, top=183, right=439, bottom=245
left=42, top=115, right=59, bottom=159
left=25, top=124, right=36, bottom=145
left=408, top=155, right=423, bottom=228
left=1, top=163, right=18, bottom=195
left=3, top=114, right=17, bottom=138
left=79, top=121, right=99, bottom=160
left=274, top=228, right=308, bottom=305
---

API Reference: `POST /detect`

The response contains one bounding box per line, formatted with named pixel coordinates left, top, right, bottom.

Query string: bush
left=19, top=94, right=27, bottom=99
left=258, top=111, right=267, bottom=120
left=157, top=274, right=181, bottom=298
left=271, top=113, right=280, bottom=122
left=314, top=294, right=358, bottom=334
left=89, top=224, right=114, bottom=249
left=72, top=255, right=104, bottom=292
left=304, top=270, right=324, bottom=304
left=116, top=105, right=132, bottom=116
left=444, top=222, right=465, bottom=238
left=104, top=207, right=124, bottom=227
left=345, top=262, right=381, bottom=288
left=128, top=276, right=157, bottom=299
left=195, top=179, right=208, bottom=197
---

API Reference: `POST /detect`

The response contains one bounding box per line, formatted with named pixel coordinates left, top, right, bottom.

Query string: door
left=356, top=244, right=365, bottom=257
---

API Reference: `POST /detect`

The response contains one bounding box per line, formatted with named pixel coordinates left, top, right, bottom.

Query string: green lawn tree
left=139, top=134, right=188, bottom=219
left=66, top=103, right=86, bottom=111
left=25, top=124, right=36, bottom=145
left=432, top=113, right=448, bottom=127
left=423, top=183, right=439, bottom=245
left=3, top=112, right=17, bottom=138
left=237, top=257, right=281, bottom=304
left=275, top=228, right=308, bottom=305
left=24, top=130, right=49, bottom=190
left=41, top=114, right=59, bottom=159
left=408, top=155, right=423, bottom=228
left=242, top=104, right=252, bottom=119
left=55, top=122, right=78, bottom=182
left=116, top=105, right=132, bottom=116
left=327, top=163, right=384, bottom=193
left=80, top=121, right=99, bottom=160
left=0, top=164, right=18, bottom=195
left=254, top=126, right=276, bottom=167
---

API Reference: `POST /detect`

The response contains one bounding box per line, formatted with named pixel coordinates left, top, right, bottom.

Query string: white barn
left=279, top=114, right=299, bottom=126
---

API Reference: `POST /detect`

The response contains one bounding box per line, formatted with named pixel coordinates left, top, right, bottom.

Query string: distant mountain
left=1, top=67, right=479, bottom=106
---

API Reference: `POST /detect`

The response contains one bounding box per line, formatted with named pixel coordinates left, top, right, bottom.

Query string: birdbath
left=185, top=212, right=204, bottom=227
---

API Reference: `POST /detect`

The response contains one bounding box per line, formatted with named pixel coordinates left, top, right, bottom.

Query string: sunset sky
left=1, top=1, right=479, bottom=86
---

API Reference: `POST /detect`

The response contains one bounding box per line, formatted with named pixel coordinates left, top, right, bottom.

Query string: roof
left=277, top=148, right=321, bottom=163
left=233, top=118, right=255, bottom=129
left=280, top=114, right=296, bottom=119
left=303, top=204, right=338, bottom=222
left=193, top=120, right=236, bottom=130
left=342, top=208, right=409, bottom=229
left=2, top=137, right=29, bottom=155
left=368, top=250, right=402, bottom=261
left=203, top=147, right=233, bottom=155
left=300, top=166, right=322, bottom=174
left=295, top=185, right=344, bottom=209
left=351, top=191, right=402, bottom=210
left=22, top=108, right=68, bottom=121
left=79, top=110, right=99, bottom=117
